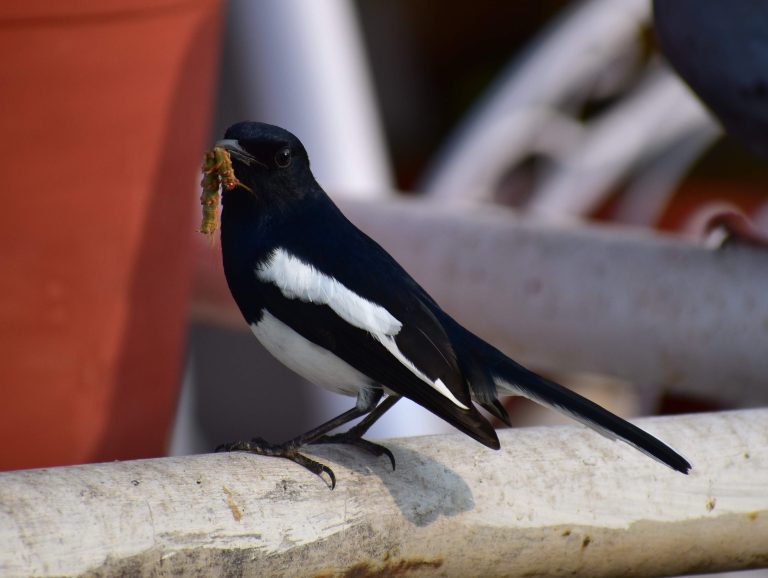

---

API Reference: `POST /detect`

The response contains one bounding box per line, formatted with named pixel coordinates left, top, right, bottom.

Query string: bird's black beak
left=215, top=139, right=267, bottom=168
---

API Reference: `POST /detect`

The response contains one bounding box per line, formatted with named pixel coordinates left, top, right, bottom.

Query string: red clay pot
left=0, top=0, right=223, bottom=469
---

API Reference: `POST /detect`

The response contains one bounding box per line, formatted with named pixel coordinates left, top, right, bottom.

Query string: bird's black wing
left=258, top=283, right=499, bottom=449
left=254, top=210, right=499, bottom=449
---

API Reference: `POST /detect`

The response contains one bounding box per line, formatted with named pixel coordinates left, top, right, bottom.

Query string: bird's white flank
left=251, top=311, right=370, bottom=397
left=257, top=248, right=469, bottom=409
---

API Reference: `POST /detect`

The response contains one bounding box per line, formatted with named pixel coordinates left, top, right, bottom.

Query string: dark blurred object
left=355, top=1, right=567, bottom=189
left=0, top=0, right=223, bottom=470
left=654, top=0, right=768, bottom=159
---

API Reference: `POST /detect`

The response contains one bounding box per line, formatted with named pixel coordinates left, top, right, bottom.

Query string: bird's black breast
left=220, top=191, right=278, bottom=324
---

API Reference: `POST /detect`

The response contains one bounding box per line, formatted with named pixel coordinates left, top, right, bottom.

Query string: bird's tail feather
left=456, top=328, right=691, bottom=474
left=494, top=368, right=691, bottom=474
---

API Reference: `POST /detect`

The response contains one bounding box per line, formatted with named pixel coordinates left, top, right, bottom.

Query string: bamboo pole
left=1, top=409, right=766, bottom=577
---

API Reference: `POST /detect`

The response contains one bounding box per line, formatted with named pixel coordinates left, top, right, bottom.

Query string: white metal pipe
left=421, top=0, right=651, bottom=199
left=192, top=199, right=768, bottom=406
left=342, top=199, right=768, bottom=405
left=527, top=67, right=718, bottom=219
left=221, top=0, right=393, bottom=197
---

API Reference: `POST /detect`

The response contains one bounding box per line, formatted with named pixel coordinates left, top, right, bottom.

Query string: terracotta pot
left=0, top=0, right=223, bottom=469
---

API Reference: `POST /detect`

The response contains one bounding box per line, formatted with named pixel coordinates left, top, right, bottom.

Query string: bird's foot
left=311, top=432, right=396, bottom=471
left=216, top=438, right=337, bottom=490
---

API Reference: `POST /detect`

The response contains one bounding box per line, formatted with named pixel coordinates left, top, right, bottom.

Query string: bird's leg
left=311, top=394, right=401, bottom=470
left=217, top=404, right=376, bottom=490
left=216, top=391, right=388, bottom=489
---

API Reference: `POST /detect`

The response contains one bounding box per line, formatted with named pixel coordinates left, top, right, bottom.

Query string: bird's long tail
left=455, top=327, right=691, bottom=474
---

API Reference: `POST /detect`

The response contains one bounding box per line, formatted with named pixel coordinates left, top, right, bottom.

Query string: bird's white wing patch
left=257, top=248, right=469, bottom=410
left=258, top=248, right=402, bottom=335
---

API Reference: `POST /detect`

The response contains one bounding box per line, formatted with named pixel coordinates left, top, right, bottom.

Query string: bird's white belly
left=250, top=310, right=370, bottom=396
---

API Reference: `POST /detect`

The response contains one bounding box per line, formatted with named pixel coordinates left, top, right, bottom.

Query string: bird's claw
left=311, top=433, right=396, bottom=471
left=216, top=439, right=337, bottom=490
left=289, top=452, right=337, bottom=490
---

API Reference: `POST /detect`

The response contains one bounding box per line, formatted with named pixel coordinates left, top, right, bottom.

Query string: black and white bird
left=215, top=121, right=691, bottom=488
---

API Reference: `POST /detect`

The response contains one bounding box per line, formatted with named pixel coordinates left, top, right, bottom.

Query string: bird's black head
left=216, top=122, right=316, bottom=208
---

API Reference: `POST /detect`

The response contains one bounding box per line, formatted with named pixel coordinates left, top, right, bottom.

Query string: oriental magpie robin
left=215, top=122, right=691, bottom=488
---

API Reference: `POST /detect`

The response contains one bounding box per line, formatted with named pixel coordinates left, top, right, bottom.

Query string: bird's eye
left=274, top=147, right=292, bottom=168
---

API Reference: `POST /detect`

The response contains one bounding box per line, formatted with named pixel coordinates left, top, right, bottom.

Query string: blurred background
left=1, top=0, right=766, bottom=489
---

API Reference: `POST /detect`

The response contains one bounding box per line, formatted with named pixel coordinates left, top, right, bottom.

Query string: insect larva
left=199, top=147, right=252, bottom=237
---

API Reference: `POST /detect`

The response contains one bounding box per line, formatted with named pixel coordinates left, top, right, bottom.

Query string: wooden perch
left=1, top=409, right=766, bottom=577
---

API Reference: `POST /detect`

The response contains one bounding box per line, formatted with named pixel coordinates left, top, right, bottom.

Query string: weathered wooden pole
left=1, top=409, right=766, bottom=577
